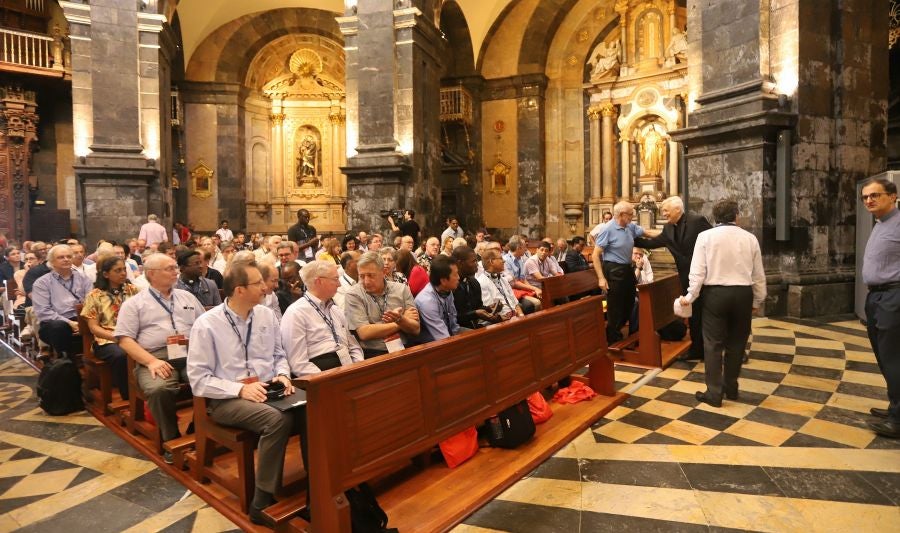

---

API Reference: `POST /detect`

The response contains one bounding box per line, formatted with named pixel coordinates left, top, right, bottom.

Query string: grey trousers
left=701, top=285, right=753, bottom=401
left=208, top=398, right=301, bottom=494
left=134, top=356, right=188, bottom=442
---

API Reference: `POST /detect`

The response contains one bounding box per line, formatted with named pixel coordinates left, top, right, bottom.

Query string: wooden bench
left=541, top=269, right=599, bottom=309
left=607, top=273, right=691, bottom=368
left=77, top=315, right=116, bottom=415
left=298, top=295, right=624, bottom=532
left=125, top=356, right=192, bottom=454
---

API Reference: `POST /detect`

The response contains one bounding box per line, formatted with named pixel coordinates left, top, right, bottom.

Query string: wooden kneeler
left=190, top=396, right=259, bottom=513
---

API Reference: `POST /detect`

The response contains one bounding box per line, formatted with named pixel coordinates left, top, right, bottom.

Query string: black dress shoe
left=678, top=353, right=702, bottom=362
left=868, top=419, right=900, bottom=439
left=870, top=407, right=890, bottom=419
left=695, top=391, right=722, bottom=408
left=725, top=390, right=739, bottom=401
left=249, top=506, right=273, bottom=527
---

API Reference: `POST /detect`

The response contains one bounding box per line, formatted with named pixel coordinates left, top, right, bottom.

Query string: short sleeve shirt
left=344, top=281, right=416, bottom=351
left=595, top=222, right=644, bottom=264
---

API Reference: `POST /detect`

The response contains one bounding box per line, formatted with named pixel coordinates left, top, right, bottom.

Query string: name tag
left=384, top=333, right=405, bottom=353
left=166, top=334, right=187, bottom=360
left=240, top=375, right=259, bottom=385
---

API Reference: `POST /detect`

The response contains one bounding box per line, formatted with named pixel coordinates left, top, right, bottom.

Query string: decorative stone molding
left=600, top=102, right=617, bottom=117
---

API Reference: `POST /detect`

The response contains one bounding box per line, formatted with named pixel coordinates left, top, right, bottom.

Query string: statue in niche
left=296, top=132, right=321, bottom=186
left=587, top=39, right=621, bottom=81
left=665, top=27, right=688, bottom=65
left=638, top=124, right=668, bottom=177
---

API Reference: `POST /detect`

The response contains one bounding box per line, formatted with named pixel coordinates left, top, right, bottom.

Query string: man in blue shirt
left=415, top=255, right=461, bottom=343
left=593, top=201, right=644, bottom=342
left=860, top=176, right=900, bottom=438
left=188, top=261, right=297, bottom=524
left=31, top=244, right=93, bottom=357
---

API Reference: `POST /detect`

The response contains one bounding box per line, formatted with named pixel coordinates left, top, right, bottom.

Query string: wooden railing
left=0, top=28, right=57, bottom=70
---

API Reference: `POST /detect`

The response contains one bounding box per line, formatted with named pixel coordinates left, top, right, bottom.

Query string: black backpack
left=345, top=483, right=397, bottom=533
left=37, top=358, right=84, bottom=416
left=486, top=399, right=535, bottom=449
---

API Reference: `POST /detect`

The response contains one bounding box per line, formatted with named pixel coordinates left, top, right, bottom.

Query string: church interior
left=0, top=0, right=898, bottom=531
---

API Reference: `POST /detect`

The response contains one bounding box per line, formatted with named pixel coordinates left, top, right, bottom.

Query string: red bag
left=143, top=403, right=156, bottom=426
left=527, top=391, right=553, bottom=424
left=439, top=427, right=478, bottom=468
left=512, top=288, right=535, bottom=300
left=552, top=381, right=597, bottom=404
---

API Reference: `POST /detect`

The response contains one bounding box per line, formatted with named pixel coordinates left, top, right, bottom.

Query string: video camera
left=379, top=209, right=406, bottom=221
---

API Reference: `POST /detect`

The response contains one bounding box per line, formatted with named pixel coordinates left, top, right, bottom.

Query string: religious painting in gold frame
left=190, top=160, right=214, bottom=199
left=489, top=159, right=511, bottom=194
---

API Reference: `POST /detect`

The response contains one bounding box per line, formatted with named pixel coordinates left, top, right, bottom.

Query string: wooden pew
left=541, top=269, right=599, bottom=309
left=298, top=295, right=624, bottom=532
left=77, top=314, right=116, bottom=415
left=607, top=273, right=691, bottom=368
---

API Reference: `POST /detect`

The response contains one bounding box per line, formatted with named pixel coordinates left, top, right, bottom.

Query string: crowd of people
left=0, top=180, right=896, bottom=524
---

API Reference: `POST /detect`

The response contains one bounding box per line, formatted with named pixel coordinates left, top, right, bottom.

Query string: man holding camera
left=388, top=209, right=421, bottom=249
left=187, top=261, right=297, bottom=525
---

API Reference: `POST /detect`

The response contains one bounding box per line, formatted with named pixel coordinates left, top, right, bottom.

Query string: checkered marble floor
left=0, top=347, right=240, bottom=533
left=455, top=316, right=900, bottom=533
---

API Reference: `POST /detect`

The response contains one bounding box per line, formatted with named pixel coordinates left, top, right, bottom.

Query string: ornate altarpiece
left=0, top=87, right=39, bottom=243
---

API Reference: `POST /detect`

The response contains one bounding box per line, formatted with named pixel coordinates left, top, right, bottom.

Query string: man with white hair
left=635, top=195, right=712, bottom=360
left=357, top=231, right=370, bottom=252
left=31, top=244, right=93, bottom=356
left=281, top=260, right=363, bottom=376
left=138, top=214, right=168, bottom=247
left=593, top=200, right=644, bottom=342
left=115, top=253, right=205, bottom=461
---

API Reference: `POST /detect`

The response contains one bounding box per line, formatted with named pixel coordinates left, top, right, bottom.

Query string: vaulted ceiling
left=174, top=0, right=516, bottom=68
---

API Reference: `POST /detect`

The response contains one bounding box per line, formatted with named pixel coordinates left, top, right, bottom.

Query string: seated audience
left=368, top=233, right=384, bottom=252
left=344, top=252, right=420, bottom=359
left=451, top=246, right=500, bottom=329
left=81, top=255, right=140, bottom=399
left=0, top=246, right=24, bottom=287
left=379, top=246, right=406, bottom=284
left=276, top=241, right=306, bottom=269
left=13, top=250, right=37, bottom=308
left=476, top=249, right=525, bottom=320
left=524, top=241, right=564, bottom=290
left=396, top=248, right=429, bottom=296
left=565, top=236, right=591, bottom=273
left=69, top=242, right=97, bottom=282
left=276, top=261, right=303, bottom=314
left=257, top=262, right=282, bottom=322
left=201, top=249, right=225, bottom=289
left=175, top=250, right=223, bottom=308
left=417, top=237, right=440, bottom=273
left=503, top=238, right=542, bottom=313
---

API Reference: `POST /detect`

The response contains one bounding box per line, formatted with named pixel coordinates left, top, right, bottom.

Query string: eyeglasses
left=241, top=279, right=266, bottom=288
left=861, top=192, right=891, bottom=201
left=319, top=276, right=340, bottom=283
left=147, top=265, right=179, bottom=272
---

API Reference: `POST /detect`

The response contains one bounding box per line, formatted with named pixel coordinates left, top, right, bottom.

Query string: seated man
left=503, top=238, right=542, bottom=313
left=415, top=255, right=461, bottom=343
left=115, top=253, right=205, bottom=461
left=31, top=244, right=93, bottom=357
left=524, top=241, right=564, bottom=291
left=344, top=252, right=420, bottom=358
left=564, top=236, right=591, bottom=273
left=277, top=261, right=303, bottom=314
left=187, top=262, right=297, bottom=524
left=281, top=260, right=364, bottom=376
left=334, top=250, right=360, bottom=308
left=276, top=241, right=307, bottom=269
left=175, top=250, right=223, bottom=308
left=451, top=246, right=501, bottom=329
left=476, top=249, right=524, bottom=320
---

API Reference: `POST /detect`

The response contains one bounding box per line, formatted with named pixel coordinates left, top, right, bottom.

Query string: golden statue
left=639, top=124, right=667, bottom=177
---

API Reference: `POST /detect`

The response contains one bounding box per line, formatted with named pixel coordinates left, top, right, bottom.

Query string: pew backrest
left=298, top=295, right=609, bottom=532
left=541, top=269, right=599, bottom=309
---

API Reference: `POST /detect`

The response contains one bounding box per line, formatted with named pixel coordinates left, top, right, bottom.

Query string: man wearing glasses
left=593, top=200, right=645, bottom=342
left=187, top=262, right=296, bottom=524
left=115, top=253, right=205, bottom=462
left=860, top=177, right=900, bottom=438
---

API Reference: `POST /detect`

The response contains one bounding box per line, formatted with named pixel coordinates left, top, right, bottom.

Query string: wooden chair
left=189, top=396, right=259, bottom=512
left=77, top=314, right=115, bottom=415
left=126, top=355, right=164, bottom=453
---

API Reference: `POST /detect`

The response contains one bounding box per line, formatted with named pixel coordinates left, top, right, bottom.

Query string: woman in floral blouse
left=80, top=255, right=140, bottom=400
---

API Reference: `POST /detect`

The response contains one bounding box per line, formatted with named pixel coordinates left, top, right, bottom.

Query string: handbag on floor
left=486, top=400, right=535, bottom=448
left=439, top=426, right=479, bottom=468
left=346, top=482, right=398, bottom=533
left=37, top=357, right=83, bottom=416
left=527, top=391, right=553, bottom=424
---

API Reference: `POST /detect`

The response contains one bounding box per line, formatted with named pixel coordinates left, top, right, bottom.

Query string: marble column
left=270, top=108, right=285, bottom=200
left=621, top=139, right=631, bottom=201
left=587, top=105, right=602, bottom=200
left=667, top=139, right=678, bottom=197
left=600, top=103, right=617, bottom=201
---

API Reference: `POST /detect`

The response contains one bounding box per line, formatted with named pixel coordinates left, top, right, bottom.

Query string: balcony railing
left=0, top=27, right=59, bottom=71
left=440, top=86, right=474, bottom=126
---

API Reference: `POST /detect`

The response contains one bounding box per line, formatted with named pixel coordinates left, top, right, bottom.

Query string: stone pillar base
left=341, top=152, right=412, bottom=234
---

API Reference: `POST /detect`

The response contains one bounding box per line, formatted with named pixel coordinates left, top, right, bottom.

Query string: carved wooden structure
left=0, top=86, right=38, bottom=244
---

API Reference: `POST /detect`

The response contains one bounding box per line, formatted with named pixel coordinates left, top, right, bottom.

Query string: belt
left=868, top=281, right=900, bottom=292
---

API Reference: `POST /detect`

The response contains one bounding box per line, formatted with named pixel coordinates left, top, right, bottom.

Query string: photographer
left=388, top=209, right=421, bottom=249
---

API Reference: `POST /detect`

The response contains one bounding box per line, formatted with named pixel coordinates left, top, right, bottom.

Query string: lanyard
left=304, top=295, right=339, bottom=344
left=149, top=289, right=178, bottom=332
left=55, top=273, right=79, bottom=300
left=369, top=290, right=388, bottom=315
left=224, top=306, right=254, bottom=376
left=489, top=273, right=514, bottom=310
left=432, top=289, right=453, bottom=333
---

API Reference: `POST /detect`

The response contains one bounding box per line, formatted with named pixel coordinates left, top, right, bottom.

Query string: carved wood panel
left=0, top=87, right=38, bottom=243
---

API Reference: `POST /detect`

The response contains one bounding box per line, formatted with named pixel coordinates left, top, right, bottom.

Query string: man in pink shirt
left=138, top=214, right=168, bottom=247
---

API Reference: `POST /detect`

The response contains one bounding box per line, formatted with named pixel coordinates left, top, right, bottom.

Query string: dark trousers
left=701, top=285, right=753, bottom=400
left=865, top=288, right=900, bottom=422
left=208, top=398, right=306, bottom=495
left=603, top=261, right=636, bottom=343
left=94, top=342, right=129, bottom=400
left=38, top=319, right=80, bottom=356
left=688, top=293, right=705, bottom=358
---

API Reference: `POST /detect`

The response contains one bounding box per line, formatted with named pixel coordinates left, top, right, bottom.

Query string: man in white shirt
left=633, top=248, right=654, bottom=285
left=679, top=200, right=766, bottom=408
left=334, top=250, right=360, bottom=308
left=70, top=242, right=97, bottom=282
left=476, top=249, right=524, bottom=319
left=187, top=262, right=296, bottom=524
left=115, top=253, right=205, bottom=457
left=281, top=260, right=363, bottom=376
left=440, top=217, right=464, bottom=243
left=138, top=214, right=168, bottom=247
left=215, top=220, right=234, bottom=242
